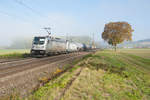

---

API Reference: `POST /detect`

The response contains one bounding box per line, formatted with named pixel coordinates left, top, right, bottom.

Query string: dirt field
left=117, top=48, right=150, bottom=59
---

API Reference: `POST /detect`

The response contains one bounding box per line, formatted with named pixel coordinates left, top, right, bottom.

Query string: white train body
left=66, top=42, right=78, bottom=52
left=31, top=36, right=85, bottom=55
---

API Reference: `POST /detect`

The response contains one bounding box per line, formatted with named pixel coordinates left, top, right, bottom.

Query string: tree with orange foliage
left=102, top=22, right=134, bottom=51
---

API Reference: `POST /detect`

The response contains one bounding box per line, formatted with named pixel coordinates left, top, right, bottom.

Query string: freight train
left=30, top=35, right=91, bottom=55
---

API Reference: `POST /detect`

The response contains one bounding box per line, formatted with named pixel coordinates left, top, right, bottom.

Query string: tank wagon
left=30, top=36, right=90, bottom=55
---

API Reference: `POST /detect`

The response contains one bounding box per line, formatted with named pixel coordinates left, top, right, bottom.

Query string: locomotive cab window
left=33, top=37, right=45, bottom=45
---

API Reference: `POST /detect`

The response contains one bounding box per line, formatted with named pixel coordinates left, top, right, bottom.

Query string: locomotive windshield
left=33, top=37, right=45, bottom=45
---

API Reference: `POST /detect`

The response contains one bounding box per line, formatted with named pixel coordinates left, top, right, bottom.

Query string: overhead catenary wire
left=0, top=10, right=28, bottom=22
left=0, top=10, right=17, bottom=18
left=13, top=0, right=43, bottom=17
left=12, top=0, right=51, bottom=28
left=0, top=0, right=50, bottom=31
left=0, top=9, right=41, bottom=28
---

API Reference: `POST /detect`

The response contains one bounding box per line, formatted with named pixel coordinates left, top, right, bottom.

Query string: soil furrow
left=55, top=67, right=83, bottom=100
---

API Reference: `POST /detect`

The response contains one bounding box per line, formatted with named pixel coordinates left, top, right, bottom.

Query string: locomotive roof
left=33, top=36, right=84, bottom=43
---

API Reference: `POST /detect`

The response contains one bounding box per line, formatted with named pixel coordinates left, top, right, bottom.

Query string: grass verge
left=0, top=53, right=30, bottom=58
left=0, top=49, right=30, bottom=58
left=27, top=66, right=82, bottom=100
left=62, top=50, right=150, bottom=100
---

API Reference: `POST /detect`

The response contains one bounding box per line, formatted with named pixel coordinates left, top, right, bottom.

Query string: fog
left=0, top=13, right=101, bottom=47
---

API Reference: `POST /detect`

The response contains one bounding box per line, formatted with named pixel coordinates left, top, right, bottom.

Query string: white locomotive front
left=31, top=36, right=48, bottom=55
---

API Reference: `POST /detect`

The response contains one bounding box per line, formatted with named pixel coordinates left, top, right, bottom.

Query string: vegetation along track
left=54, top=67, right=83, bottom=100
left=0, top=52, right=89, bottom=78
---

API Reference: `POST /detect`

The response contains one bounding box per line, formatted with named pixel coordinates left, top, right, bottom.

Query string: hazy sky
left=0, top=0, right=150, bottom=46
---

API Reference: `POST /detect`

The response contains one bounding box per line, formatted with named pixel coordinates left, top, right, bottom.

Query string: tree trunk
left=114, top=44, right=117, bottom=52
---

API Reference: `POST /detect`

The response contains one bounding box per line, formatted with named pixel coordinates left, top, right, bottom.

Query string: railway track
left=0, top=52, right=88, bottom=78
left=0, top=53, right=80, bottom=70
left=0, top=58, right=31, bottom=64
left=0, top=58, right=36, bottom=66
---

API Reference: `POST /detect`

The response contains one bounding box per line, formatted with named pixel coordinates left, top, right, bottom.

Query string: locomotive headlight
left=41, top=46, right=44, bottom=48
